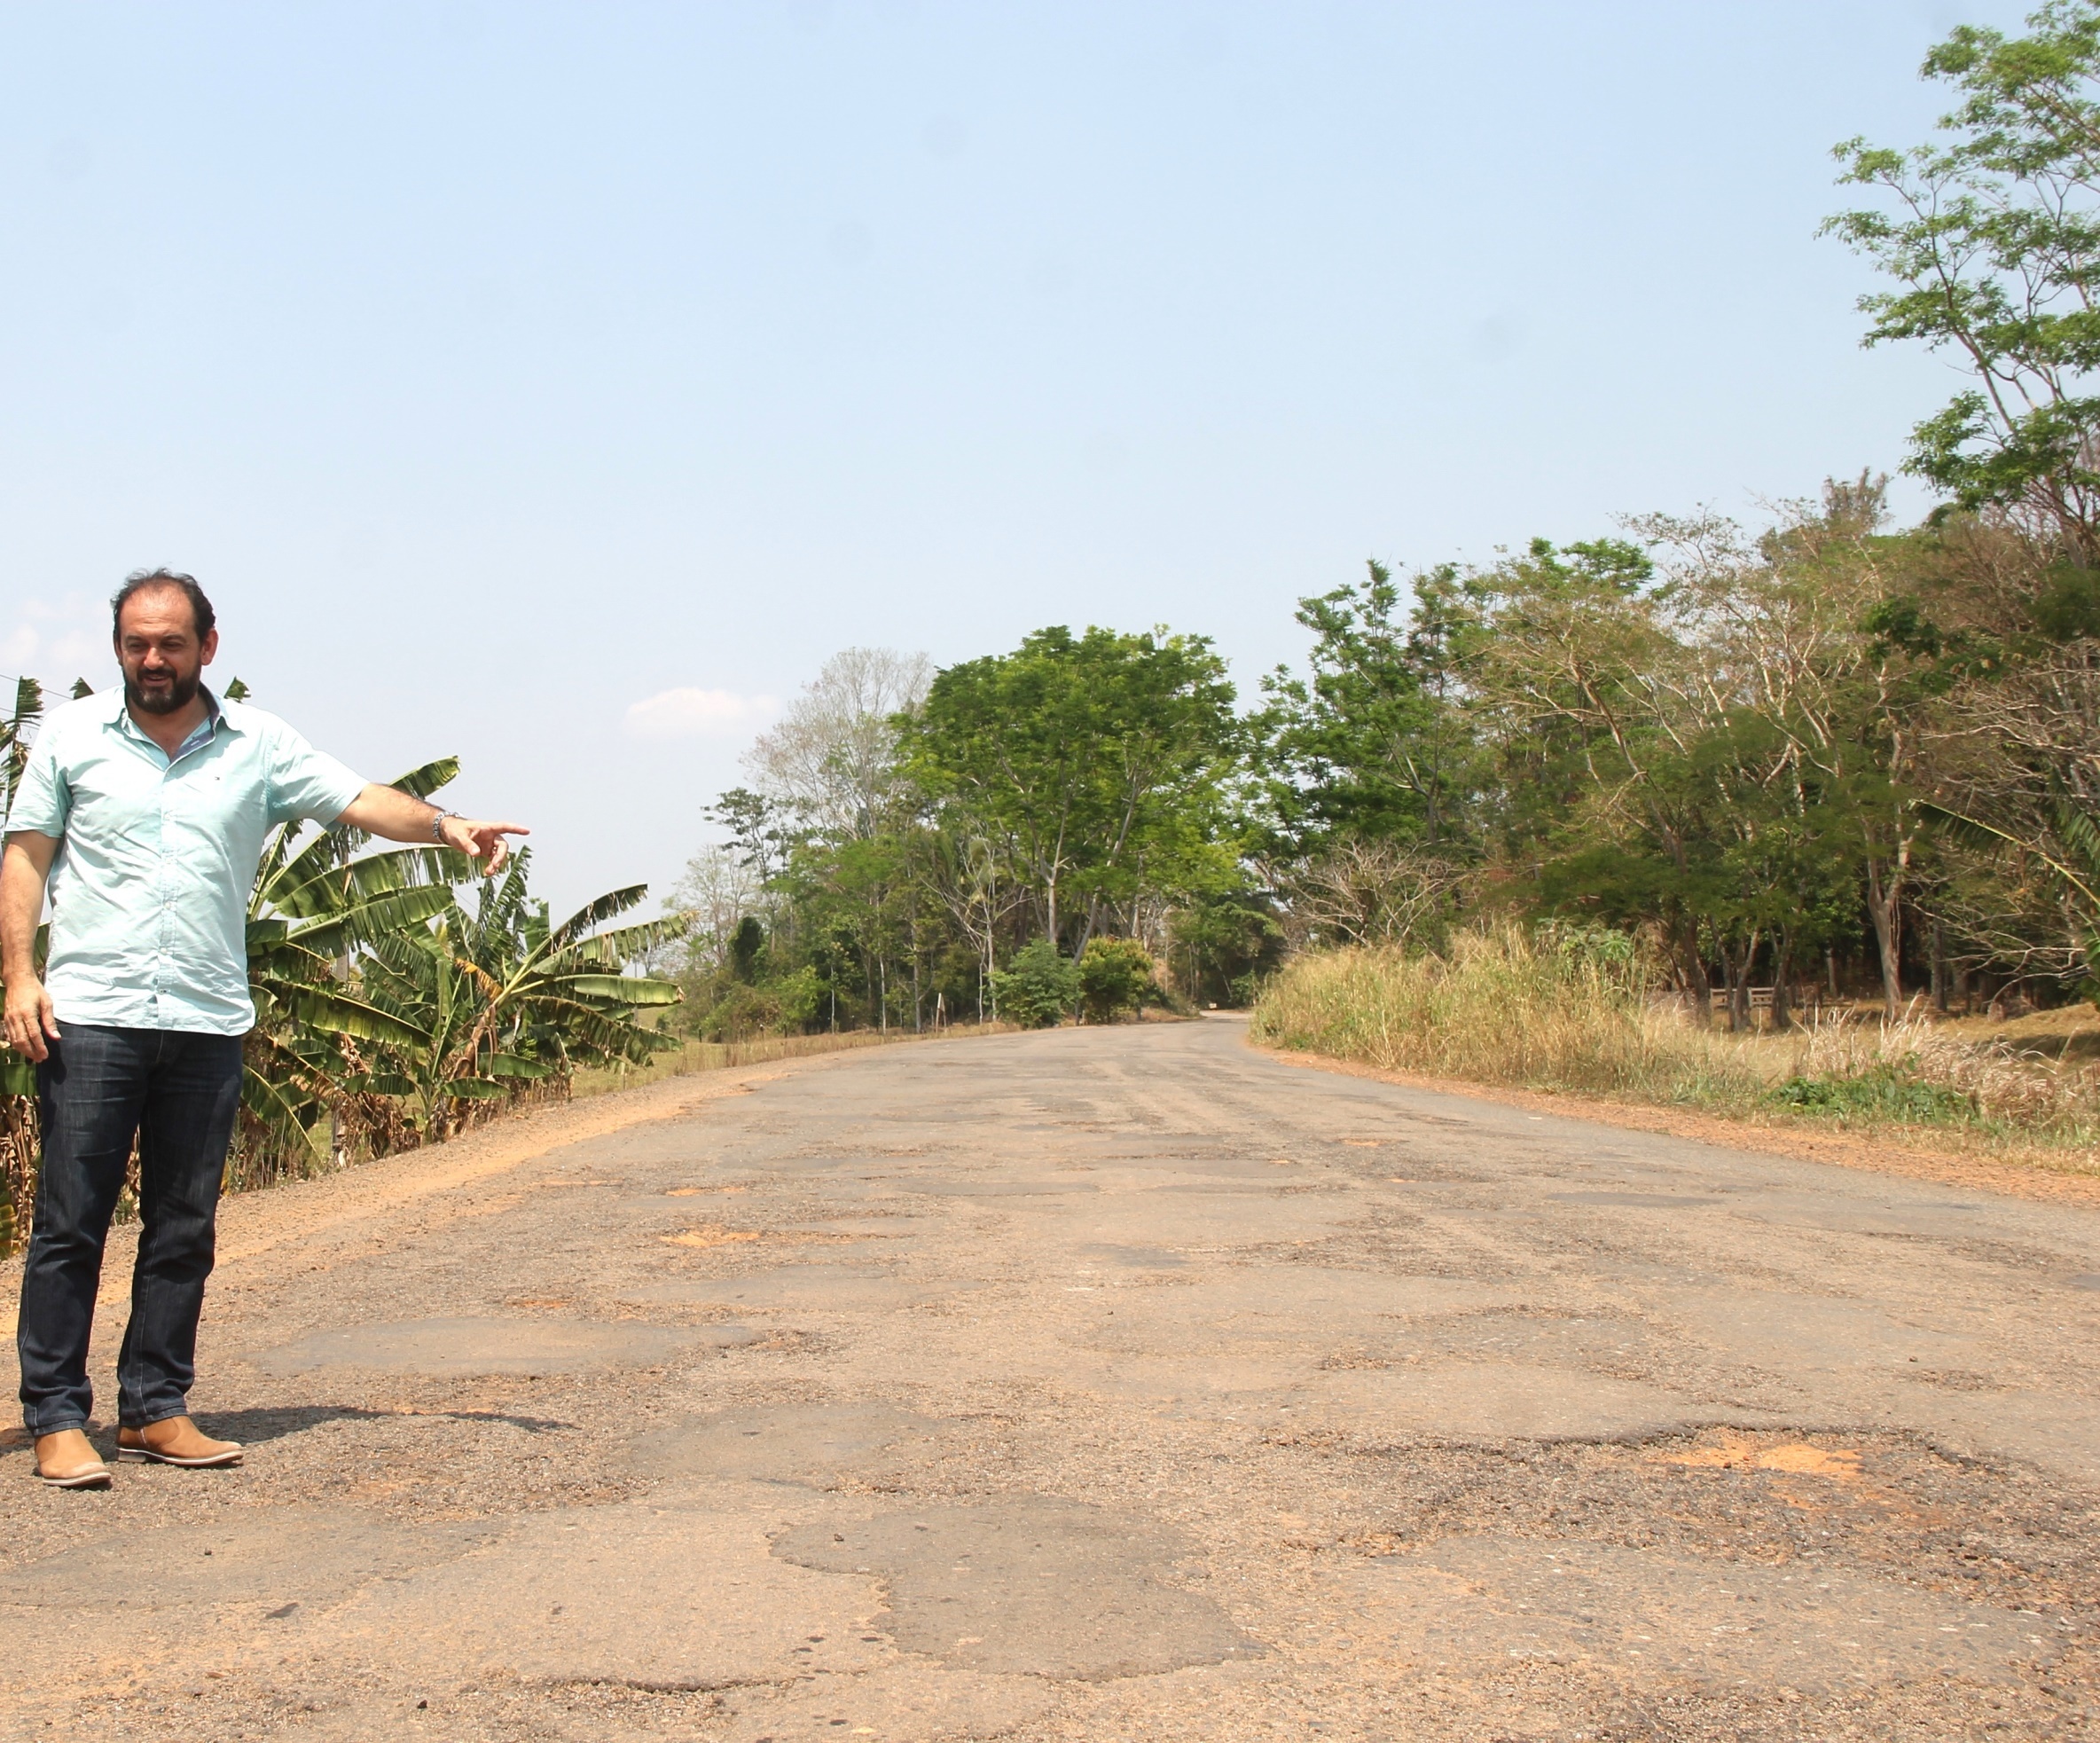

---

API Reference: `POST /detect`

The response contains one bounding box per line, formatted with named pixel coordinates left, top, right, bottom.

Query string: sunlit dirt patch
left=1660, top=1434, right=1866, bottom=1480
left=659, top=1226, right=858, bottom=1249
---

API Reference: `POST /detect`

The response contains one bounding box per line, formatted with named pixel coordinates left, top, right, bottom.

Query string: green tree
left=901, top=625, right=1242, bottom=952
left=1258, top=561, right=1482, bottom=854
left=1168, top=884, right=1283, bottom=1007
left=1465, top=506, right=1909, bottom=1013
left=1826, top=2, right=2100, bottom=554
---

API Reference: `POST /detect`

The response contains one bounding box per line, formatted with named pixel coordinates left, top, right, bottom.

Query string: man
left=1, top=569, right=525, bottom=1488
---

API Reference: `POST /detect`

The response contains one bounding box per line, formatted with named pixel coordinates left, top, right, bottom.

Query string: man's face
left=115, top=587, right=218, bottom=717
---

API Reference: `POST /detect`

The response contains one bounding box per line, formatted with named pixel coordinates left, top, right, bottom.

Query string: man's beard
left=125, top=669, right=201, bottom=716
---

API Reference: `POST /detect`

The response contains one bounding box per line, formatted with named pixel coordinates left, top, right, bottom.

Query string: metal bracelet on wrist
left=432, top=809, right=459, bottom=845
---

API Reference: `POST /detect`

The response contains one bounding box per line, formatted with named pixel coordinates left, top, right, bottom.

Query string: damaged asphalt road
left=1, top=1015, right=2096, bottom=1740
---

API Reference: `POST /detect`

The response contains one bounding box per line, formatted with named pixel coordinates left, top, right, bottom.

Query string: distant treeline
left=672, top=477, right=2100, bottom=1034
left=674, top=3, right=2100, bottom=1035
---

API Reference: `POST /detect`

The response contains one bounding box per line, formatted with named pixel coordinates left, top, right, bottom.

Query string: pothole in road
left=1547, top=1190, right=1724, bottom=1208
left=1368, top=1428, right=2094, bottom=1591
left=773, top=1495, right=1256, bottom=1679
left=1075, top=1243, right=1187, bottom=1269
left=1314, top=1426, right=2096, bottom=1691
left=1343, top=1533, right=2059, bottom=1692
left=628, top=1401, right=964, bottom=1488
left=617, top=1267, right=963, bottom=1312
left=660, top=1225, right=866, bottom=1250
left=898, top=1180, right=1101, bottom=1197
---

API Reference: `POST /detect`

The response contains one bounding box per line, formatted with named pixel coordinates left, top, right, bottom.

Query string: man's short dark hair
left=111, top=568, right=215, bottom=640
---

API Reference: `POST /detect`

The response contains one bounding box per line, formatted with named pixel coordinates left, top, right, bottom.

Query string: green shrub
left=695, top=981, right=787, bottom=1042
left=693, top=962, right=828, bottom=1040
left=992, top=939, right=1080, bottom=1028
left=1077, top=937, right=1157, bottom=1023
left=1769, top=1069, right=1976, bottom=1125
left=772, top=965, right=825, bottom=1032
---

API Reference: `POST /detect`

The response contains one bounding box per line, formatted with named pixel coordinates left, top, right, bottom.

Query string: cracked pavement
left=2, top=1015, right=2097, bottom=1740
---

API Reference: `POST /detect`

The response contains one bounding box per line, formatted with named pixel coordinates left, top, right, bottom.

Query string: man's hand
left=3, top=972, right=58, bottom=1063
left=337, top=786, right=529, bottom=875
left=2, top=832, right=60, bottom=1062
left=437, top=814, right=529, bottom=875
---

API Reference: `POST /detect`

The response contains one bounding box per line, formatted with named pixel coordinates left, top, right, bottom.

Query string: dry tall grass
left=1250, top=926, right=2100, bottom=1158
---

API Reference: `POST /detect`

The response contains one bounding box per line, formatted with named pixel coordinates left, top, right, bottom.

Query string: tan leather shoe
left=34, top=1428, right=113, bottom=1489
left=116, top=1417, right=243, bottom=1468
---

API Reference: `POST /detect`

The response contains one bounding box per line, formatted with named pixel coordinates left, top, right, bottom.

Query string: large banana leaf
left=254, top=759, right=461, bottom=915
left=268, top=845, right=470, bottom=922
left=239, top=1067, right=326, bottom=1158
left=386, top=757, right=462, bottom=802
left=284, top=884, right=457, bottom=958
left=546, top=886, right=649, bottom=950
left=443, top=1077, right=507, bottom=1099
left=2, top=675, right=45, bottom=818
left=548, top=918, right=683, bottom=970
left=547, top=973, right=683, bottom=1004
left=278, top=986, right=433, bottom=1049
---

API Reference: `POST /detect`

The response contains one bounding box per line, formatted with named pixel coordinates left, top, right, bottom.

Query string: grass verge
left=1248, top=927, right=2100, bottom=1175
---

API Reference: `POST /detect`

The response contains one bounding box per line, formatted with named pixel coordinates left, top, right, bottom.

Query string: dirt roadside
left=1258, top=1038, right=2100, bottom=1208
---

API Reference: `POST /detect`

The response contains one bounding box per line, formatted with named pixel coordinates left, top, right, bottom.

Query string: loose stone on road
left=2, top=1016, right=2097, bottom=1739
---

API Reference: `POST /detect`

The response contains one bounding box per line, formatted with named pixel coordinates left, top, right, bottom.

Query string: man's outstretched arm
left=2, top=832, right=60, bottom=1061
left=335, top=786, right=529, bottom=875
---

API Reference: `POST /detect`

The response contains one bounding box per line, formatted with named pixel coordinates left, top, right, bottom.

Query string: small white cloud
left=623, top=687, right=776, bottom=740
left=5, top=594, right=109, bottom=681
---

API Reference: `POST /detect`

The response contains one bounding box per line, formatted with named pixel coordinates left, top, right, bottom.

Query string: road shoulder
left=1254, top=1040, right=2100, bottom=1210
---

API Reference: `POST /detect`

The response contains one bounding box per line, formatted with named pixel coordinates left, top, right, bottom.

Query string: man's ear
left=200, top=629, right=219, bottom=668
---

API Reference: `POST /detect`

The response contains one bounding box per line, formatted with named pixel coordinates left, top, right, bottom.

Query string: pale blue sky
left=0, top=1, right=2027, bottom=912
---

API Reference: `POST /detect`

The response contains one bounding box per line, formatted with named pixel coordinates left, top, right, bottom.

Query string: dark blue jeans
left=16, top=1025, right=244, bottom=1436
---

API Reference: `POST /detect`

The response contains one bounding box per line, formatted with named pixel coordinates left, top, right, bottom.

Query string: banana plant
left=2, top=675, right=95, bottom=820
left=2, top=675, right=43, bottom=820
left=239, top=757, right=472, bottom=1160
left=350, top=850, right=682, bottom=1135
left=1, top=679, right=52, bottom=1111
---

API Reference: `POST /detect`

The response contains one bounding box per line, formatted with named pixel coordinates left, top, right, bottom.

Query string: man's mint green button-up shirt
left=4, top=687, right=366, bottom=1035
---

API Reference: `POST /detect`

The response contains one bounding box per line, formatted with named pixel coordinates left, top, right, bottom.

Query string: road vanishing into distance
left=3, top=1017, right=2098, bottom=1741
